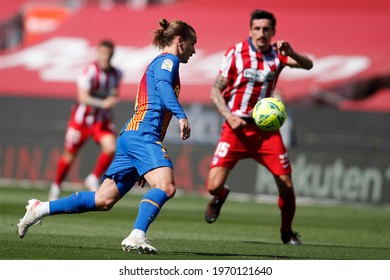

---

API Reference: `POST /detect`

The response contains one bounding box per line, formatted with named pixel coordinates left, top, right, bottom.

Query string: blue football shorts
left=103, top=130, right=173, bottom=196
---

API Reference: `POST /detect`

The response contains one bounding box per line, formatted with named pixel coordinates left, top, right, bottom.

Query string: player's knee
left=275, top=174, right=294, bottom=192
left=283, top=175, right=293, bottom=189
left=95, top=197, right=116, bottom=211
left=98, top=201, right=114, bottom=211
left=106, top=146, right=116, bottom=155
left=206, top=180, right=223, bottom=195
left=102, top=146, right=115, bottom=156
left=62, top=151, right=75, bottom=163
left=165, top=185, right=176, bottom=198
left=157, top=184, right=175, bottom=198
left=100, top=136, right=116, bottom=155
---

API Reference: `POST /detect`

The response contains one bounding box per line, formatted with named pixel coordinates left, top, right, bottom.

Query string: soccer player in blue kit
left=17, top=18, right=197, bottom=254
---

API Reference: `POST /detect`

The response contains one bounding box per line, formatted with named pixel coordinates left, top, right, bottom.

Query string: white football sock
left=130, top=229, right=145, bottom=239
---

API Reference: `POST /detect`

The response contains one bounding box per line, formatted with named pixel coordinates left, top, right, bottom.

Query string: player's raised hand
left=273, top=40, right=293, bottom=56
left=179, top=118, right=191, bottom=140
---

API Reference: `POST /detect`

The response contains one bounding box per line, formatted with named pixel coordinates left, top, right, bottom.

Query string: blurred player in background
left=204, top=9, right=313, bottom=245
left=49, top=39, right=122, bottom=201
left=18, top=18, right=197, bottom=254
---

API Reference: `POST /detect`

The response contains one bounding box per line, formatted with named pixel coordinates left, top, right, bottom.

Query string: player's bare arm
left=101, top=96, right=118, bottom=109
left=77, top=88, right=118, bottom=109
left=101, top=87, right=119, bottom=109
left=210, top=74, right=246, bottom=129
left=273, top=40, right=313, bottom=70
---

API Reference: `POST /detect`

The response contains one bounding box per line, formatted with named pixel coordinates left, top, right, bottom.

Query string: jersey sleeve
left=219, top=46, right=236, bottom=80
left=112, top=68, right=123, bottom=96
left=77, top=63, right=96, bottom=90
left=115, top=68, right=123, bottom=86
left=154, top=55, right=187, bottom=120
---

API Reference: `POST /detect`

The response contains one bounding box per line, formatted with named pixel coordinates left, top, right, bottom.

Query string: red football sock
left=278, top=190, right=296, bottom=232
left=92, top=152, right=113, bottom=178
left=54, top=157, right=71, bottom=187
left=216, top=186, right=228, bottom=198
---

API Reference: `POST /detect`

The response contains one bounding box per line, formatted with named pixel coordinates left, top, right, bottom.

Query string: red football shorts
left=210, top=122, right=292, bottom=176
left=63, top=118, right=116, bottom=154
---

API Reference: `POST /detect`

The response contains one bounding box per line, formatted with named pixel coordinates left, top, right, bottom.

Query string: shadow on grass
left=167, top=251, right=309, bottom=260
left=180, top=251, right=308, bottom=259
left=243, top=240, right=390, bottom=251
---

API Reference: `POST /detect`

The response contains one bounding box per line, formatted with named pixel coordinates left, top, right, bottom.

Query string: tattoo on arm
left=211, top=75, right=231, bottom=119
left=213, top=75, right=228, bottom=91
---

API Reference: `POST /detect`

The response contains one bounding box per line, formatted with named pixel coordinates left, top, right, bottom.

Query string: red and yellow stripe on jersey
left=122, top=53, right=187, bottom=141
left=125, top=75, right=148, bottom=131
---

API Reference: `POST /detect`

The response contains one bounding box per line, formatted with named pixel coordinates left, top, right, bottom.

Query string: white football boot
left=121, top=236, right=158, bottom=254
left=17, top=199, right=42, bottom=238
left=84, top=174, right=100, bottom=191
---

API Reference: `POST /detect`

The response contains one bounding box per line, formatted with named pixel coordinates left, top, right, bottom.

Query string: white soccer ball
left=252, top=97, right=287, bottom=131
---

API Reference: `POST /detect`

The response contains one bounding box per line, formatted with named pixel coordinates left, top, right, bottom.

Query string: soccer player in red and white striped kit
left=204, top=9, right=313, bottom=244
left=49, top=39, right=122, bottom=201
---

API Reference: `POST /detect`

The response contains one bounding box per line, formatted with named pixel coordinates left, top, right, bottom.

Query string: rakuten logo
left=255, top=154, right=390, bottom=203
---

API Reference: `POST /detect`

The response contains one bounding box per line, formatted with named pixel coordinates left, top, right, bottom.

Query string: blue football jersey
left=122, top=53, right=187, bottom=141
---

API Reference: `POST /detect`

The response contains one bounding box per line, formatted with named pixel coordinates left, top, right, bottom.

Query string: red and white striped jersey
left=71, top=61, right=122, bottom=126
left=77, top=61, right=122, bottom=99
left=219, top=38, right=288, bottom=118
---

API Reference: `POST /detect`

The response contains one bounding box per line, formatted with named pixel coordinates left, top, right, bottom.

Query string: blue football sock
left=133, top=188, right=169, bottom=233
left=49, top=192, right=97, bottom=215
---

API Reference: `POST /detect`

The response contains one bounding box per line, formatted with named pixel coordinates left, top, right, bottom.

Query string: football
left=251, top=97, right=287, bottom=131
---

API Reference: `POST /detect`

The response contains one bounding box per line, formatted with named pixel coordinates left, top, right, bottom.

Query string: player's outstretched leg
left=205, top=184, right=230, bottom=223
left=18, top=192, right=97, bottom=238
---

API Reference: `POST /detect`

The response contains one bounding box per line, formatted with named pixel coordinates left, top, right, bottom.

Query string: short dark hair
left=250, top=10, right=276, bottom=29
left=98, top=39, right=115, bottom=50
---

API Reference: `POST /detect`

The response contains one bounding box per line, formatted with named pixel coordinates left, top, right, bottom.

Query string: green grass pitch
left=1, top=186, right=389, bottom=260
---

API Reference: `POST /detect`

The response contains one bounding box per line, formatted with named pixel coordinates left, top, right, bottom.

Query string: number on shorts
left=65, top=127, right=82, bottom=146
left=215, top=142, right=230, bottom=158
